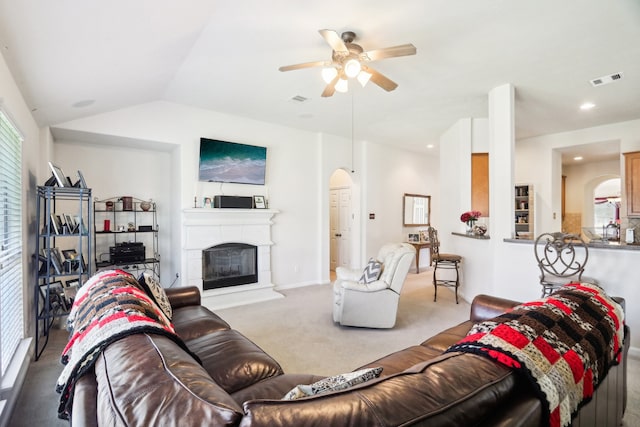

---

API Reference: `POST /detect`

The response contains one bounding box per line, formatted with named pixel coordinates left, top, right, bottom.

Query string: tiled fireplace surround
left=182, top=208, right=283, bottom=310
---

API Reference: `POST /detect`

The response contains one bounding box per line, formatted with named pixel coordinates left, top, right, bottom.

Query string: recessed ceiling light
left=574, top=156, right=583, bottom=161
left=426, top=144, right=434, bottom=149
left=580, top=102, right=596, bottom=110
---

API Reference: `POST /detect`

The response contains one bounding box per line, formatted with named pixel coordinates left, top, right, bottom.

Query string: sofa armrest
left=470, top=294, right=521, bottom=323
left=341, top=279, right=388, bottom=292
left=336, top=266, right=362, bottom=281
left=71, top=368, right=99, bottom=427
left=165, top=286, right=201, bottom=309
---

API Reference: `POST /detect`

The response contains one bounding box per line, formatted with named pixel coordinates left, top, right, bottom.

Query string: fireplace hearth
left=182, top=208, right=283, bottom=310
left=202, top=243, right=257, bottom=290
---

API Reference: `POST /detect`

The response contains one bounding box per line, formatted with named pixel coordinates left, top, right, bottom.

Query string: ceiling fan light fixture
left=321, top=67, right=338, bottom=84
left=335, top=77, right=349, bottom=93
left=357, top=70, right=372, bottom=87
left=344, top=59, right=361, bottom=78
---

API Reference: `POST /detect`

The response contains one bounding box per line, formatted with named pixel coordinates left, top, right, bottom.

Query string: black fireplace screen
left=202, top=243, right=258, bottom=290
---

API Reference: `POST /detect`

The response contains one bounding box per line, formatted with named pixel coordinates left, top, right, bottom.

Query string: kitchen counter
left=503, top=238, right=640, bottom=250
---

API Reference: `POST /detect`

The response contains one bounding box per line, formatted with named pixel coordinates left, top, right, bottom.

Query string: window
left=0, top=110, right=23, bottom=376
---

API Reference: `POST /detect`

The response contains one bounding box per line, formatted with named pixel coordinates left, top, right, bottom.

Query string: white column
left=488, top=84, right=515, bottom=240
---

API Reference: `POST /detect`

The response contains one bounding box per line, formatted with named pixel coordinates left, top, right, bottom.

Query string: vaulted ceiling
left=1, top=0, right=639, bottom=154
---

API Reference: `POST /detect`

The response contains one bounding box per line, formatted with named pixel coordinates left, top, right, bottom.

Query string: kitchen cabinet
left=625, top=151, right=640, bottom=217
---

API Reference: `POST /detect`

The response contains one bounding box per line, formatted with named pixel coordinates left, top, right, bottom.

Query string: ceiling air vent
left=590, top=72, right=624, bottom=87
left=290, top=95, right=309, bottom=103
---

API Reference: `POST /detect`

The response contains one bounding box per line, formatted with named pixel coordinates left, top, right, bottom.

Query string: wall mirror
left=403, top=193, right=431, bottom=226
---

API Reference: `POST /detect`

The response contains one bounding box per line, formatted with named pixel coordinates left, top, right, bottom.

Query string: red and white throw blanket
left=446, top=282, right=624, bottom=427
left=55, top=270, right=196, bottom=420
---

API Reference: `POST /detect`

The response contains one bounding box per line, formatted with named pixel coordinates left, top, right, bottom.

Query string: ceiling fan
left=279, top=29, right=417, bottom=97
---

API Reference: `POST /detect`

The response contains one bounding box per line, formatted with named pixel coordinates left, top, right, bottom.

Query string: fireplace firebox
left=202, top=243, right=258, bottom=290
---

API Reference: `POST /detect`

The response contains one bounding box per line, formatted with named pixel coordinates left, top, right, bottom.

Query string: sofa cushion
left=356, top=345, right=443, bottom=375
left=171, top=305, right=231, bottom=341
left=95, top=333, right=242, bottom=427
left=185, top=329, right=283, bottom=394
left=358, top=258, right=382, bottom=284
left=282, top=367, right=383, bottom=400
left=231, top=374, right=325, bottom=404
left=240, top=352, right=526, bottom=427
left=138, top=272, right=172, bottom=319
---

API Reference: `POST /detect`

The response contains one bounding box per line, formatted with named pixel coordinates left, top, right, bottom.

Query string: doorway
left=329, top=169, right=353, bottom=274
left=593, top=177, right=621, bottom=240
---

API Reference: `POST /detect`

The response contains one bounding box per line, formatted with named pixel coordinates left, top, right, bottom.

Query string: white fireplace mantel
left=181, top=208, right=283, bottom=310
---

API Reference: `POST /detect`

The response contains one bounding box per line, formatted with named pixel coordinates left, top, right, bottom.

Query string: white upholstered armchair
left=332, top=243, right=416, bottom=328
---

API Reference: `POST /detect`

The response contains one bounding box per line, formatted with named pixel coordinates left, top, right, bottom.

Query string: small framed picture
left=63, top=278, right=80, bottom=305
left=40, top=280, right=65, bottom=310
left=254, top=195, right=266, bottom=209
left=48, top=162, right=68, bottom=187
left=419, top=230, right=429, bottom=243
left=203, top=196, right=212, bottom=208
left=407, top=233, right=420, bottom=243
left=74, top=215, right=86, bottom=234
left=62, top=249, right=78, bottom=272
left=64, top=214, right=77, bottom=233
left=50, top=214, right=62, bottom=234
left=76, top=170, right=87, bottom=188
left=43, top=247, right=64, bottom=274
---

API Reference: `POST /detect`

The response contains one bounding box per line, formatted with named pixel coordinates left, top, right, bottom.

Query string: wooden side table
left=408, top=241, right=432, bottom=273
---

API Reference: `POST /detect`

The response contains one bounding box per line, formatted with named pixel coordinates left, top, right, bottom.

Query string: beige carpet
left=216, top=270, right=469, bottom=376
left=9, top=269, right=640, bottom=426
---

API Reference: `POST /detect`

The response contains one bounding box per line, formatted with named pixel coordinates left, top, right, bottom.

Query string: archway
left=329, top=169, right=353, bottom=279
left=582, top=174, right=620, bottom=237
left=593, top=177, right=621, bottom=239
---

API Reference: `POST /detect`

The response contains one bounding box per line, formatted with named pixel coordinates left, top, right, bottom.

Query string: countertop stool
left=427, top=227, right=462, bottom=304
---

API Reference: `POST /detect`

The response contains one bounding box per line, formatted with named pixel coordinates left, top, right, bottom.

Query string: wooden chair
left=427, top=227, right=462, bottom=304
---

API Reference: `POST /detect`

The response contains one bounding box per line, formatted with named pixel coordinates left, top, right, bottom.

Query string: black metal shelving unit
left=93, top=197, right=160, bottom=280
left=34, top=185, right=92, bottom=360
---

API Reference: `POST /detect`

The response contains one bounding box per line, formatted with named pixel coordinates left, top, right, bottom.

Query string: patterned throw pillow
left=138, top=272, right=172, bottom=320
left=359, top=258, right=382, bottom=284
left=282, top=367, right=383, bottom=400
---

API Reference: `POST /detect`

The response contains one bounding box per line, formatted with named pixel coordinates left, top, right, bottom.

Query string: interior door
left=330, top=191, right=339, bottom=270
left=330, top=188, right=351, bottom=271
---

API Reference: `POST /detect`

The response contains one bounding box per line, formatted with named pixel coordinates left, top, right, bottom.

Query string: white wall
left=0, top=48, right=47, bottom=424
left=51, top=101, right=435, bottom=290
left=52, top=141, right=174, bottom=279
left=511, top=119, right=640, bottom=356
left=438, top=88, right=640, bottom=357
left=362, top=140, right=439, bottom=265
left=516, top=119, right=640, bottom=233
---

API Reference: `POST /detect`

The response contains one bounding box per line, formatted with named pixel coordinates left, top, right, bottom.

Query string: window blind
left=0, top=110, right=23, bottom=376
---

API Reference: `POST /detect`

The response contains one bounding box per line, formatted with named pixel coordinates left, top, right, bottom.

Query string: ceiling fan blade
left=318, top=29, right=348, bottom=53
left=279, top=60, right=328, bottom=72
left=321, top=74, right=340, bottom=97
left=366, top=66, right=398, bottom=92
left=361, top=44, right=417, bottom=61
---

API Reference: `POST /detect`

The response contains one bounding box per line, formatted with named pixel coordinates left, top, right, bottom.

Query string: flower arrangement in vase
left=460, top=210, right=482, bottom=234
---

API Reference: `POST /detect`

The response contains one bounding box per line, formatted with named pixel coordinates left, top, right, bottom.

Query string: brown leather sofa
left=70, top=286, right=629, bottom=427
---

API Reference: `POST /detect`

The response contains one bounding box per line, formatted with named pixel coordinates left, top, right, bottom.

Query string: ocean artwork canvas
left=198, top=138, right=267, bottom=185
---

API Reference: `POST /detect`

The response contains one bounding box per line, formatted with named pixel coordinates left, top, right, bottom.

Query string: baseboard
left=275, top=280, right=329, bottom=291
